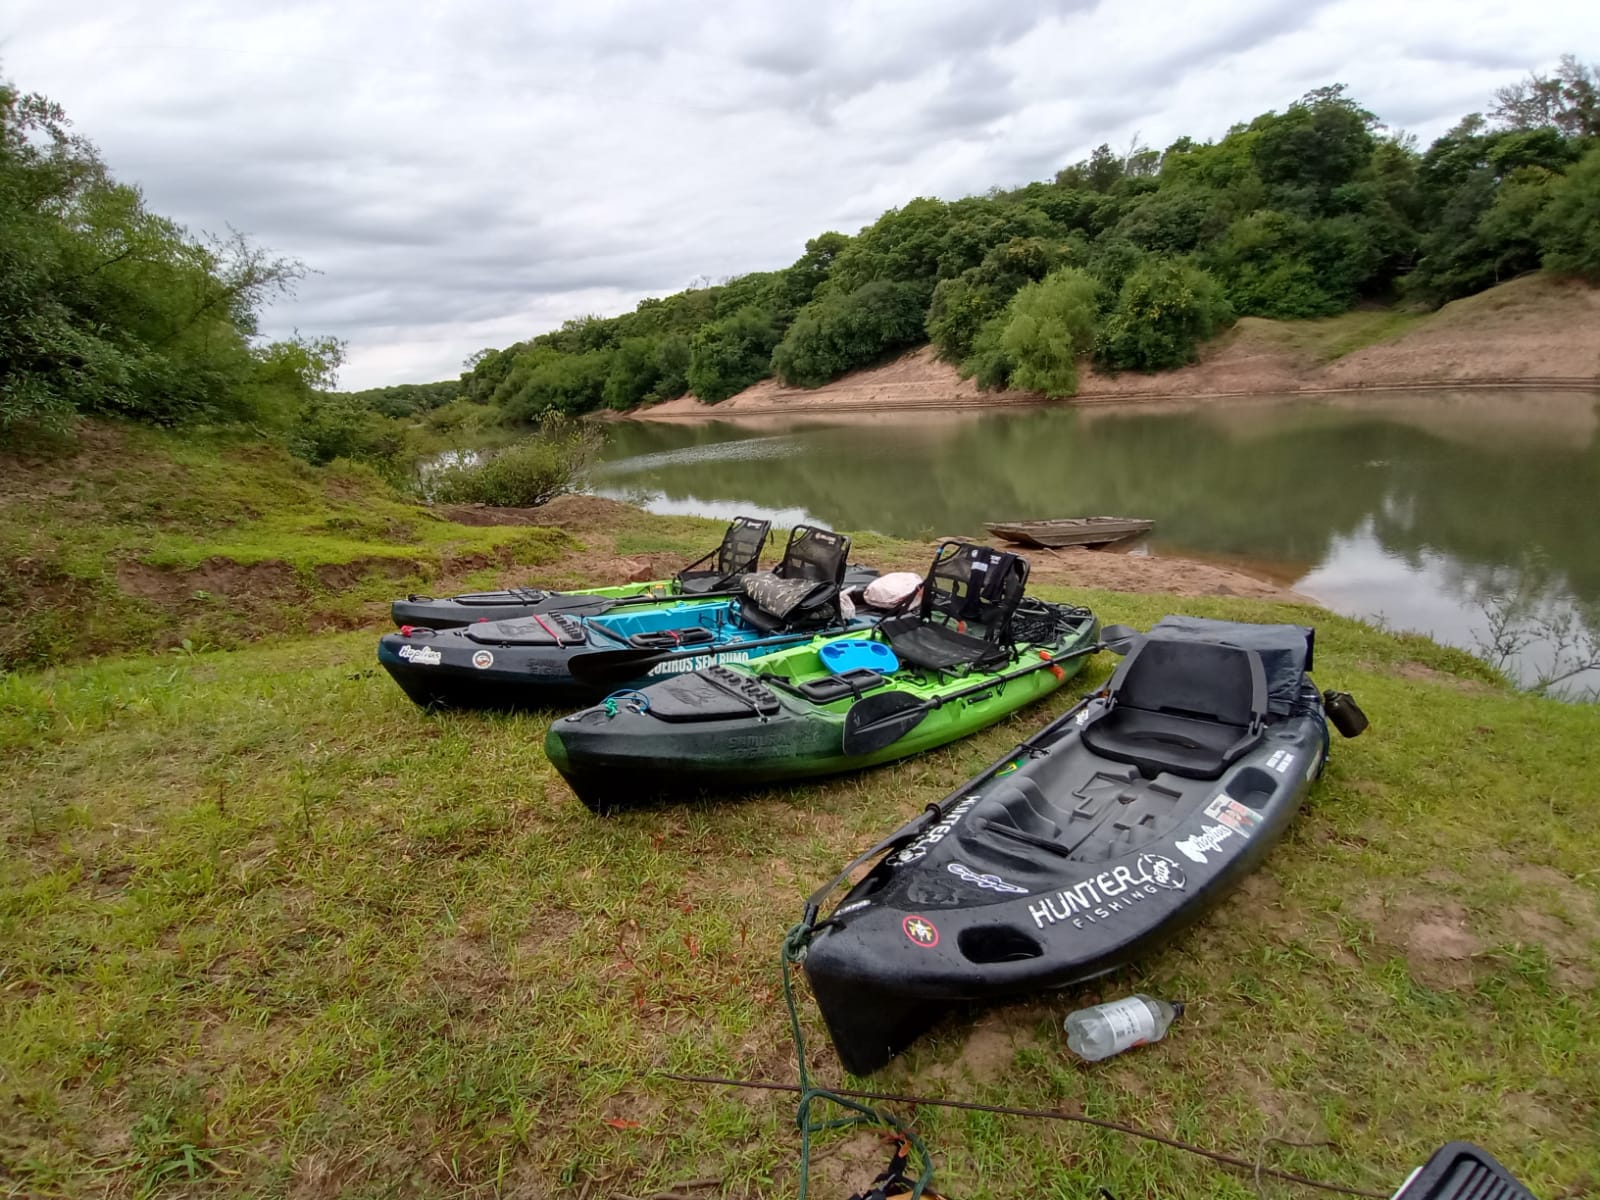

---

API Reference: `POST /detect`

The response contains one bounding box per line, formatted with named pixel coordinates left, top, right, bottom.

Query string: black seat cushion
left=738, top=571, right=839, bottom=632
left=880, top=613, right=1009, bottom=672
left=1081, top=708, right=1253, bottom=780
left=1079, top=635, right=1268, bottom=780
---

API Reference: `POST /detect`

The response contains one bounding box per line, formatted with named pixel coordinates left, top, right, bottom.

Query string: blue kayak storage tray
left=820, top=639, right=899, bottom=675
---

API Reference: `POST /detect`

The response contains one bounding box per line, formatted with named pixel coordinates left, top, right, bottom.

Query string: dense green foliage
left=1096, top=259, right=1236, bottom=371
left=0, top=81, right=331, bottom=435
left=427, top=417, right=602, bottom=507
left=958, top=267, right=1100, bottom=396
left=5, top=57, right=1597, bottom=438
left=445, top=57, right=1597, bottom=412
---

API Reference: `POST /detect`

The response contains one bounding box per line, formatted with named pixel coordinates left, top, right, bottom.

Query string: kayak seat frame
left=674, top=515, right=772, bottom=595
left=737, top=524, right=852, bottom=633
left=625, top=626, right=717, bottom=650
left=1081, top=636, right=1268, bottom=780
left=879, top=541, right=1029, bottom=674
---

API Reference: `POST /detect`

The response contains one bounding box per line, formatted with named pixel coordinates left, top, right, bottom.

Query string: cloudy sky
left=6, top=1, right=1597, bottom=389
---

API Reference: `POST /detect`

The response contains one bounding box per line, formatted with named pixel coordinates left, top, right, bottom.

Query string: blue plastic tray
left=820, top=638, right=899, bottom=675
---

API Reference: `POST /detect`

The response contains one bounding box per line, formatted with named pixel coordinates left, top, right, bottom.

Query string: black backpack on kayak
left=738, top=524, right=853, bottom=633
left=878, top=541, right=1029, bottom=674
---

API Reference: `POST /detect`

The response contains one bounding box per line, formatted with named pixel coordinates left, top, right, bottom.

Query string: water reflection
left=589, top=391, right=1600, bottom=694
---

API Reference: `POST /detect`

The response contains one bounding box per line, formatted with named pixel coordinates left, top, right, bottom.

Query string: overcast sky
left=7, top=2, right=1598, bottom=389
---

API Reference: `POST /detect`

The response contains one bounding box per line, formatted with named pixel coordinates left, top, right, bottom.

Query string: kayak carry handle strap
left=801, top=803, right=942, bottom=929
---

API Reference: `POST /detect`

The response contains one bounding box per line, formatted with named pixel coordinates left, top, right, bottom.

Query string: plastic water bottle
left=1064, top=995, right=1183, bottom=1062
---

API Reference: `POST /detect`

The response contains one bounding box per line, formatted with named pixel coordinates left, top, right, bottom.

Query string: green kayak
left=546, top=542, right=1101, bottom=813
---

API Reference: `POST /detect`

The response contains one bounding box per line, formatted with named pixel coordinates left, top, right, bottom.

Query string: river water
left=587, top=389, right=1600, bottom=695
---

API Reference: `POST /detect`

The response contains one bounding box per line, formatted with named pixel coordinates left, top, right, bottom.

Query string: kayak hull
left=545, top=607, right=1100, bottom=812
left=380, top=601, right=876, bottom=711
left=802, top=618, right=1334, bottom=1074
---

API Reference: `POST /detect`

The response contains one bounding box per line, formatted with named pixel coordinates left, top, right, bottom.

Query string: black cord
left=650, top=1071, right=1387, bottom=1199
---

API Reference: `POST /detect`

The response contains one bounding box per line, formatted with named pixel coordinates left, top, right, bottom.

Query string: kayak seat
left=736, top=524, right=853, bottom=632
left=879, top=542, right=1029, bottom=673
left=675, top=515, right=772, bottom=594
left=1081, top=636, right=1267, bottom=780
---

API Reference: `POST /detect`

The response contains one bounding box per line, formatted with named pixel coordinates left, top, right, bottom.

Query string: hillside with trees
left=453, top=58, right=1598, bottom=413
left=3, top=57, right=1597, bottom=454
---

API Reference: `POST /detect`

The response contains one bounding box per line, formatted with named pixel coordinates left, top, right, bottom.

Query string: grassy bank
left=0, top=423, right=581, bottom=671
left=4, top=532, right=1597, bottom=1197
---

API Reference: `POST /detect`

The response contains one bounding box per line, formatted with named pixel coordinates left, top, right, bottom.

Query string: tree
left=1096, top=259, right=1234, bottom=372
left=991, top=267, right=1100, bottom=397
left=771, top=281, right=927, bottom=388
left=1537, top=145, right=1600, bottom=278
left=686, top=308, right=780, bottom=403
left=1491, top=55, right=1600, bottom=138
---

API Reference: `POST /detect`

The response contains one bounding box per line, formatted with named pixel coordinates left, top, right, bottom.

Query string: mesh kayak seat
left=737, top=525, right=852, bottom=633
left=878, top=542, right=1029, bottom=673
left=1081, top=636, right=1267, bottom=780
left=675, top=515, right=771, bottom=594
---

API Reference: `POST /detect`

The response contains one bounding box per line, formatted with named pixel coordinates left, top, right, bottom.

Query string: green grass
left=0, top=423, right=573, bottom=670
left=3, top=576, right=1596, bottom=1198
left=1241, top=309, right=1429, bottom=364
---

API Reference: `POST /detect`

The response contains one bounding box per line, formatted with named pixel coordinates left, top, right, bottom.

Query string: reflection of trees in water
left=600, top=401, right=1600, bottom=612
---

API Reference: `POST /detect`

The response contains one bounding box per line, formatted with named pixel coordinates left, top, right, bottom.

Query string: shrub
left=1537, top=145, right=1600, bottom=279
left=1095, top=259, right=1234, bottom=372
left=686, top=308, right=781, bottom=403
left=997, top=268, right=1100, bottom=396
left=289, top=392, right=407, bottom=468
left=428, top=416, right=602, bottom=508
left=770, top=280, right=928, bottom=387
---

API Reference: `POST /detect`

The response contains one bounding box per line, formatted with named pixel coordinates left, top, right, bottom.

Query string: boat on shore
left=985, top=516, right=1153, bottom=549
left=546, top=542, right=1101, bottom=812
left=800, top=615, right=1366, bottom=1074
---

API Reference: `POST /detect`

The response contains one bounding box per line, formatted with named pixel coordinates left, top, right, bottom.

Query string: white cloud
left=5, top=0, right=1597, bottom=387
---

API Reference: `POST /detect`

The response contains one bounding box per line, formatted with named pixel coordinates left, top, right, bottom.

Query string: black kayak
left=379, top=525, right=875, bottom=710
left=800, top=616, right=1367, bottom=1075
left=391, top=515, right=776, bottom=628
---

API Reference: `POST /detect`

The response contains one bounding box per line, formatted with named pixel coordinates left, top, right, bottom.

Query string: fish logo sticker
left=1174, top=823, right=1234, bottom=864
left=397, top=645, right=441, bottom=666
left=948, top=862, right=1029, bottom=895
left=902, top=914, right=940, bottom=948
left=1136, top=853, right=1187, bottom=891
left=471, top=650, right=494, bottom=670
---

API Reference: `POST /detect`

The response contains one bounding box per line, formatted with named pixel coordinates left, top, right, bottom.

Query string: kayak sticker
left=1174, top=823, right=1234, bottom=864
left=647, top=650, right=751, bottom=676
left=996, top=758, right=1022, bottom=777
left=1265, top=749, right=1294, bottom=774
left=1203, top=793, right=1263, bottom=836
left=1028, top=854, right=1187, bottom=931
left=889, top=796, right=980, bottom=865
left=902, top=914, right=940, bottom=948
left=835, top=900, right=871, bottom=917
left=471, top=650, right=494, bottom=670
left=398, top=645, right=442, bottom=666
left=947, top=862, right=1029, bottom=895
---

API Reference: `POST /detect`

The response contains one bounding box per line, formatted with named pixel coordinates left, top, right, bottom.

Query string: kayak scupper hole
left=1228, top=766, right=1276, bottom=807
left=957, top=924, right=1045, bottom=964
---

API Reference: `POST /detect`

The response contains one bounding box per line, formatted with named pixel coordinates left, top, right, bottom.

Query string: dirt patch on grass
left=116, top=556, right=301, bottom=604
left=1352, top=895, right=1486, bottom=987
left=1394, top=661, right=1497, bottom=694
left=313, top=556, right=419, bottom=590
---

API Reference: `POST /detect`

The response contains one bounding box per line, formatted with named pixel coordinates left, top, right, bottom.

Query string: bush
left=288, top=392, right=408, bottom=469
left=428, top=416, right=601, bottom=507
left=1537, top=145, right=1600, bottom=279
left=1095, top=259, right=1234, bottom=372
left=686, top=308, right=781, bottom=403
left=770, top=280, right=928, bottom=387
left=996, top=268, right=1100, bottom=396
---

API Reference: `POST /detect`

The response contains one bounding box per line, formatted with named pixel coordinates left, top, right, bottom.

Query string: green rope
left=781, top=921, right=935, bottom=1199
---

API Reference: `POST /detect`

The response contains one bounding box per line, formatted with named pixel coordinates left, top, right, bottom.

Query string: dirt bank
left=635, top=274, right=1600, bottom=420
